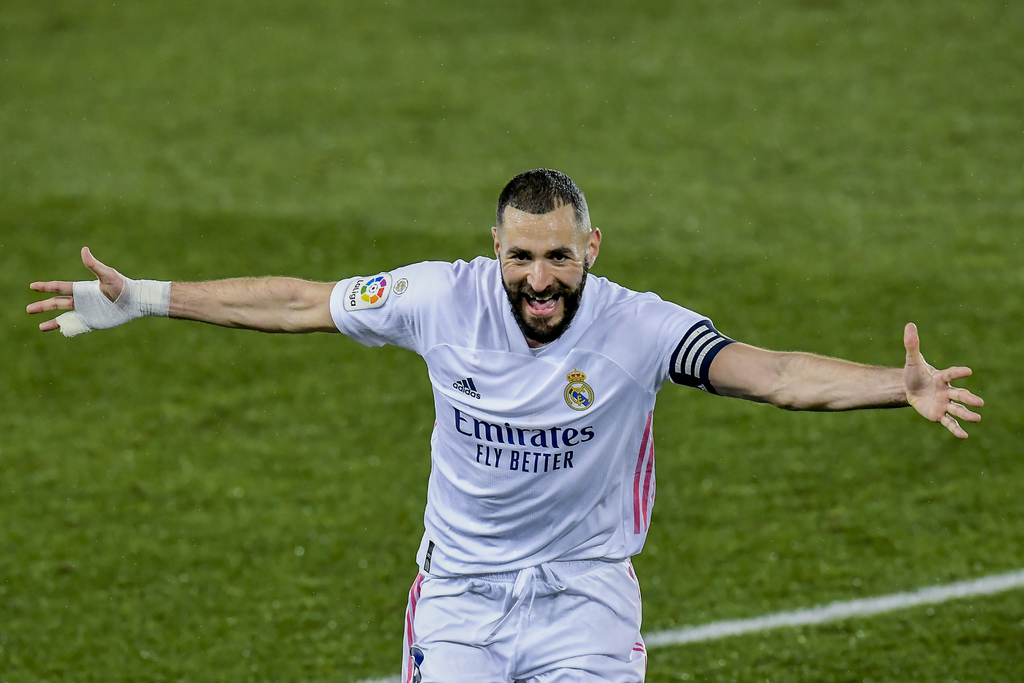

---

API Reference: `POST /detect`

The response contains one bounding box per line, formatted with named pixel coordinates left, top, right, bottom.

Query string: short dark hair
left=496, top=169, right=590, bottom=231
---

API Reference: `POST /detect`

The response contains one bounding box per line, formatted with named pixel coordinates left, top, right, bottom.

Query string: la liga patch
left=343, top=272, right=393, bottom=311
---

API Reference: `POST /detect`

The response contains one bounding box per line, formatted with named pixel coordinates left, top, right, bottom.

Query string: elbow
left=773, top=396, right=810, bottom=412
left=282, top=280, right=334, bottom=333
left=769, top=389, right=805, bottom=412
left=718, top=347, right=830, bottom=411
left=772, top=392, right=826, bottom=412
left=765, top=353, right=815, bottom=411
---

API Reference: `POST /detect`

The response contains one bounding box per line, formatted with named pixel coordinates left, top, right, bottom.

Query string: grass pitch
left=2, top=1, right=1023, bottom=681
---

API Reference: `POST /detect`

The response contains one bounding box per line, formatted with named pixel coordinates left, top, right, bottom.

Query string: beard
left=503, top=260, right=589, bottom=346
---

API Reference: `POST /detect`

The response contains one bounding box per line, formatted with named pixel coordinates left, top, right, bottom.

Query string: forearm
left=711, top=344, right=907, bottom=412
left=707, top=328, right=981, bottom=436
left=769, top=352, right=906, bottom=411
left=169, top=278, right=337, bottom=333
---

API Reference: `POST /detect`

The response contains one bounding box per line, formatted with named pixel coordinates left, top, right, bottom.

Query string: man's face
left=493, top=204, right=601, bottom=348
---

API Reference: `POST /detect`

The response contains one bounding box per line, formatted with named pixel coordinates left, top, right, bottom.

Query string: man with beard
left=28, top=169, right=982, bottom=682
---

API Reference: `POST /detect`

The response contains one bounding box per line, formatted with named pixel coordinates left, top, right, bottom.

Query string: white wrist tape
left=55, top=277, right=171, bottom=338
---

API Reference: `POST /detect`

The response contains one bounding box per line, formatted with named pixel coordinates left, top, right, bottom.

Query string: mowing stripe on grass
left=356, top=569, right=1024, bottom=683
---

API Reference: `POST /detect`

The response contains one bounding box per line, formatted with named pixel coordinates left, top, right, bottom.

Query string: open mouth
left=524, top=295, right=560, bottom=318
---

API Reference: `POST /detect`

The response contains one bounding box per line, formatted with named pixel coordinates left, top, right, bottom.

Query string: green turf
left=647, top=591, right=1024, bottom=682
left=2, top=0, right=1022, bottom=681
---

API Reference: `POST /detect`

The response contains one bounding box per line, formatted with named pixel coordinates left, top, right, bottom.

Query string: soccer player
left=28, top=169, right=982, bottom=683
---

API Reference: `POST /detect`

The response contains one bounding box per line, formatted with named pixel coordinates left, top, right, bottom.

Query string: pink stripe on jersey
left=632, top=411, right=654, bottom=534
left=403, top=574, right=424, bottom=683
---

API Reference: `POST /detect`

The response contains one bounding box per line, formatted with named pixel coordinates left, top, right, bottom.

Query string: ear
left=492, top=226, right=501, bottom=258
left=586, top=227, right=602, bottom=266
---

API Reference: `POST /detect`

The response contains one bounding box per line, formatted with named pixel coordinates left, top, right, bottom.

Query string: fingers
left=938, top=366, right=972, bottom=383
left=947, top=401, right=981, bottom=423
left=27, top=294, right=74, bottom=333
left=81, top=246, right=113, bottom=281
left=29, top=280, right=74, bottom=295
left=903, top=322, right=920, bottom=358
left=939, top=391, right=981, bottom=438
left=940, top=413, right=969, bottom=439
left=81, top=246, right=125, bottom=301
left=26, top=295, right=74, bottom=315
left=950, top=385, right=984, bottom=408
left=29, top=247, right=113, bottom=291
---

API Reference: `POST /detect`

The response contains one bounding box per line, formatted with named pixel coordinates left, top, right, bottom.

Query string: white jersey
left=329, top=257, right=732, bottom=576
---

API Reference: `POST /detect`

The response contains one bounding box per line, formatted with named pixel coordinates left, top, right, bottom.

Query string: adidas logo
left=453, top=377, right=481, bottom=399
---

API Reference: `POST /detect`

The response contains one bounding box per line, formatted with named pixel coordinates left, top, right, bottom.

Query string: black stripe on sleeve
left=668, top=321, right=734, bottom=393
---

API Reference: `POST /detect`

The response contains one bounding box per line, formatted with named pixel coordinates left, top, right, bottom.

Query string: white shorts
left=401, top=559, right=647, bottom=683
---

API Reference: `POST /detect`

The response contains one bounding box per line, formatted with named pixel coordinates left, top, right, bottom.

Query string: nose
left=526, top=260, right=554, bottom=293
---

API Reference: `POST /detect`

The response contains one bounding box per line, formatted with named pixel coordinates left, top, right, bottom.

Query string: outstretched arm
left=708, top=323, right=983, bottom=438
left=168, top=278, right=337, bottom=332
left=27, top=247, right=338, bottom=335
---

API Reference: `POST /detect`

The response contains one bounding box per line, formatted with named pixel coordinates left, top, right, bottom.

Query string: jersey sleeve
left=665, top=318, right=734, bottom=393
left=329, top=261, right=454, bottom=355
left=631, top=295, right=734, bottom=394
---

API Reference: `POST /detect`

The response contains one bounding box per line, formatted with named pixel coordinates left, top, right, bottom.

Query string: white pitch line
left=645, top=568, right=1024, bottom=647
left=356, top=569, right=1024, bottom=683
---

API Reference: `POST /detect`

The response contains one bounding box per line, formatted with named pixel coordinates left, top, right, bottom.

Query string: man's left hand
left=903, top=322, right=984, bottom=439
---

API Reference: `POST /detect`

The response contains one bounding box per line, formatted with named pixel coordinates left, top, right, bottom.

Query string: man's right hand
left=30, top=247, right=337, bottom=335
left=27, top=247, right=126, bottom=332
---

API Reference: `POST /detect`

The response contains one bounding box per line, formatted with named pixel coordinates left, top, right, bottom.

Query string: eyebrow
left=504, top=246, right=576, bottom=259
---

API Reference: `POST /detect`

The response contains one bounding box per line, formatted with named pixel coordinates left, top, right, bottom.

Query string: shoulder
left=376, top=257, right=503, bottom=330
left=368, top=257, right=493, bottom=302
left=396, top=256, right=495, bottom=286
left=583, top=273, right=646, bottom=311
left=329, top=258, right=497, bottom=350
left=580, top=276, right=725, bottom=385
left=399, top=257, right=498, bottom=305
left=586, top=275, right=706, bottom=327
left=451, top=256, right=500, bottom=287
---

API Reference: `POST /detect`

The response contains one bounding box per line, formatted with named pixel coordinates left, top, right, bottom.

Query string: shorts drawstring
left=483, top=563, right=573, bottom=680
left=486, top=565, right=537, bottom=642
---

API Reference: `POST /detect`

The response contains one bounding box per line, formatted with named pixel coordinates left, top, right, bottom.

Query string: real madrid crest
left=564, top=369, right=595, bottom=411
